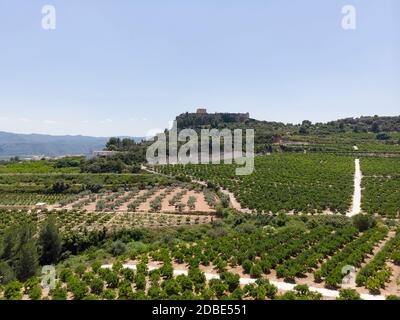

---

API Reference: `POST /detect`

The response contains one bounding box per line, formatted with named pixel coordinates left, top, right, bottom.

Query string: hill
left=0, top=132, right=109, bottom=159
left=175, top=112, right=400, bottom=154
left=176, top=112, right=400, bottom=134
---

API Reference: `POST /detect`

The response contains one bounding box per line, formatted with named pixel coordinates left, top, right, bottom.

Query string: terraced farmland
left=0, top=193, right=67, bottom=206
left=361, top=157, right=400, bottom=217
left=155, top=154, right=355, bottom=214
left=56, top=184, right=218, bottom=215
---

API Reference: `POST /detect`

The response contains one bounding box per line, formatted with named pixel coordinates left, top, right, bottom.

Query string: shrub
left=90, top=278, right=104, bottom=295
left=337, top=289, right=362, bottom=300
left=28, top=285, right=42, bottom=300
left=352, top=214, right=376, bottom=232
left=111, top=241, right=127, bottom=257
left=0, top=262, right=16, bottom=285
left=50, top=283, right=67, bottom=300
left=4, top=281, right=22, bottom=300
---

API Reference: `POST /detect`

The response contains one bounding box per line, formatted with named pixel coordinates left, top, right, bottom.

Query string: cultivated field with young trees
left=0, top=114, right=399, bottom=300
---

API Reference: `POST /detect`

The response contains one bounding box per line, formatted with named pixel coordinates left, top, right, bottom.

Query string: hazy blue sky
left=0, top=0, right=399, bottom=136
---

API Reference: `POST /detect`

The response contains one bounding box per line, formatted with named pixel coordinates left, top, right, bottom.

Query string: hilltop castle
left=194, top=108, right=250, bottom=122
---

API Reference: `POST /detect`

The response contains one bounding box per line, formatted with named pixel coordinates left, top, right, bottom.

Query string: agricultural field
left=0, top=183, right=219, bottom=238
left=0, top=159, right=81, bottom=174
left=56, top=184, right=218, bottom=215
left=0, top=172, right=172, bottom=194
left=0, top=193, right=66, bottom=206
left=0, top=208, right=214, bottom=238
left=2, top=214, right=399, bottom=300
left=361, top=157, right=400, bottom=217
left=1, top=151, right=400, bottom=301
left=283, top=143, right=400, bottom=155
left=155, top=154, right=355, bottom=214
left=282, top=132, right=400, bottom=155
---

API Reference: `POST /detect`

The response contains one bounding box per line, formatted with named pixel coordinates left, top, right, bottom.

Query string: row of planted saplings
left=109, top=212, right=209, bottom=229
left=95, top=188, right=139, bottom=212
left=59, top=190, right=95, bottom=208
left=126, top=187, right=160, bottom=212
left=168, top=191, right=198, bottom=213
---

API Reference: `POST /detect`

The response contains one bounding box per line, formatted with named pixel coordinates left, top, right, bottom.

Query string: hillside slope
left=0, top=131, right=109, bottom=158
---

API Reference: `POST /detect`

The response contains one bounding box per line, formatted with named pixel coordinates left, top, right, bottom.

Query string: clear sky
left=0, top=0, right=399, bottom=137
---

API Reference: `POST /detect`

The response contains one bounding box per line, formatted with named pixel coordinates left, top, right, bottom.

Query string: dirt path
left=348, top=158, right=362, bottom=217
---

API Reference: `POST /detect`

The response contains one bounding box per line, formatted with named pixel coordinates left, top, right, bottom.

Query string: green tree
left=242, top=259, right=253, bottom=274
left=111, top=241, right=127, bottom=256
left=39, top=216, right=62, bottom=265
left=162, top=279, right=181, bottom=297
left=253, top=286, right=266, bottom=300
left=91, top=260, right=102, bottom=274
left=148, top=285, right=161, bottom=299
left=371, top=122, right=380, bottom=133
left=50, top=283, right=67, bottom=300
left=392, top=252, right=400, bottom=266
left=264, top=282, right=278, bottom=299
left=75, top=264, right=86, bottom=277
left=352, top=214, right=376, bottom=232
left=15, top=242, right=39, bottom=281
left=250, top=264, right=263, bottom=278
left=4, top=281, right=22, bottom=300
left=230, top=288, right=244, bottom=300
left=118, top=280, right=134, bottom=300
left=220, top=272, right=240, bottom=292
left=52, top=181, right=70, bottom=194
left=59, top=268, right=73, bottom=282
left=0, top=261, right=16, bottom=285
left=366, top=277, right=381, bottom=294
left=102, top=289, right=116, bottom=300
left=337, top=289, right=362, bottom=300
left=134, top=272, right=146, bottom=291
left=69, top=278, right=88, bottom=300
left=376, top=133, right=391, bottom=141
left=28, top=284, right=42, bottom=300
left=209, top=279, right=228, bottom=298
left=122, top=268, right=135, bottom=282
left=1, top=226, right=19, bottom=260
left=90, top=278, right=104, bottom=295
left=176, top=275, right=193, bottom=292
left=104, top=271, right=119, bottom=289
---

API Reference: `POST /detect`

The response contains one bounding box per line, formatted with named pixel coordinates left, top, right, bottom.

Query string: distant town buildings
left=22, top=154, right=84, bottom=161
left=92, top=150, right=121, bottom=157
left=35, top=202, right=47, bottom=210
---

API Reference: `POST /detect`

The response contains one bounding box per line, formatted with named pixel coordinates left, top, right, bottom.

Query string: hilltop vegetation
left=177, top=113, right=400, bottom=135
left=79, top=138, right=148, bottom=174
left=176, top=113, right=400, bottom=154
left=0, top=157, right=82, bottom=174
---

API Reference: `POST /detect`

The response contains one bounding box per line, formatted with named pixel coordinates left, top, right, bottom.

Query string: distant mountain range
left=0, top=131, right=142, bottom=159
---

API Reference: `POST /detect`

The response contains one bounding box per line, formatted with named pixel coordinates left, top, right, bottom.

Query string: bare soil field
left=57, top=186, right=218, bottom=215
